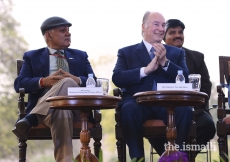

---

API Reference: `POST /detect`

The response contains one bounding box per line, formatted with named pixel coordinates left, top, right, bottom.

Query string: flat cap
left=40, top=16, right=72, bottom=35
left=165, top=19, right=185, bottom=33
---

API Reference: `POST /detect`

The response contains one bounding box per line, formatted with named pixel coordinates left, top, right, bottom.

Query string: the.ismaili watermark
left=164, top=141, right=217, bottom=152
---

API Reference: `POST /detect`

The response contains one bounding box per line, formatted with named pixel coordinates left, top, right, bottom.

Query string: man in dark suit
left=163, top=19, right=216, bottom=154
left=13, top=16, right=96, bottom=162
left=112, top=11, right=193, bottom=161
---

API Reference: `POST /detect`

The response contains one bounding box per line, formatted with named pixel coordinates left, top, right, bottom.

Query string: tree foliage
left=0, top=0, right=27, bottom=98
left=0, top=0, right=54, bottom=159
left=0, top=0, right=28, bottom=159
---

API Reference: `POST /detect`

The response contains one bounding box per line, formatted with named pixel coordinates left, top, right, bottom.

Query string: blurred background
left=0, top=0, right=229, bottom=161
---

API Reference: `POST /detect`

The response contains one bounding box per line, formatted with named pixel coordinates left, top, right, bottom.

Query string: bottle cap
left=177, top=70, right=183, bottom=74
left=88, top=74, right=93, bottom=77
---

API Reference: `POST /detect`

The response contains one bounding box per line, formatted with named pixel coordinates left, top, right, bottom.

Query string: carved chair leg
left=93, top=128, right=102, bottom=159
left=188, top=109, right=196, bottom=162
left=122, top=140, right=126, bottom=162
left=217, top=120, right=228, bottom=162
left=93, top=141, right=101, bottom=159
left=218, top=136, right=227, bottom=162
left=188, top=128, right=196, bottom=162
left=116, top=138, right=126, bottom=162
left=18, top=139, right=27, bottom=162
left=93, top=110, right=102, bottom=159
left=115, top=108, right=126, bottom=162
left=116, top=138, right=123, bottom=162
left=226, top=136, right=229, bottom=157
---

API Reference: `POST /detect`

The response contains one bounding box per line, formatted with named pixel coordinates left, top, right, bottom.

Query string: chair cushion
left=142, top=119, right=166, bottom=127
left=223, top=116, right=230, bottom=124
left=31, top=121, right=94, bottom=129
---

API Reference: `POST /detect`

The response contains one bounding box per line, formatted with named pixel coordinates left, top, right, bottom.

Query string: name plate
left=157, top=83, right=193, bottom=91
left=68, top=87, right=103, bottom=96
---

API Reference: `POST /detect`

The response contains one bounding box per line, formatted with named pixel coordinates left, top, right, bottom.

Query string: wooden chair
left=13, top=59, right=102, bottom=162
left=113, top=88, right=197, bottom=162
left=216, top=56, right=230, bottom=161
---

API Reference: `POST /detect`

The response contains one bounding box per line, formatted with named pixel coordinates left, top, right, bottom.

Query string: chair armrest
left=113, top=88, right=122, bottom=97
left=18, top=88, right=26, bottom=119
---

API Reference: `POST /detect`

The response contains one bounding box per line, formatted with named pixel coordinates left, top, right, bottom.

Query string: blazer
left=183, top=47, right=212, bottom=111
left=14, top=47, right=95, bottom=114
left=112, top=41, right=189, bottom=102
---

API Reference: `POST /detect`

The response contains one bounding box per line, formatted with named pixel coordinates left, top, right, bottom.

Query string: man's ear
left=141, top=23, right=145, bottom=35
left=45, top=31, right=52, bottom=39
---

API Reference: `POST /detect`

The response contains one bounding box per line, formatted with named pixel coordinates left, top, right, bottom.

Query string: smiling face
left=142, top=12, right=166, bottom=44
left=164, top=26, right=184, bottom=48
left=46, top=25, right=71, bottom=50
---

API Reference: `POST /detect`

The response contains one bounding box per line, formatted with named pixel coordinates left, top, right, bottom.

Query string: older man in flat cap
left=13, top=16, right=97, bottom=162
left=163, top=19, right=216, bottom=155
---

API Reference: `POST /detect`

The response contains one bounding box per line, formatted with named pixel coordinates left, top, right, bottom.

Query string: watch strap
left=162, top=60, right=169, bottom=67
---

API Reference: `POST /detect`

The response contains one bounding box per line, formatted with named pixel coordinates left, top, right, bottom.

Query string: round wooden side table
left=133, top=90, right=208, bottom=162
left=46, top=95, right=121, bottom=162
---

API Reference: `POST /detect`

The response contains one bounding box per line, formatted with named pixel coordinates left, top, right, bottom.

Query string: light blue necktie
left=150, top=47, right=155, bottom=60
left=150, top=47, right=157, bottom=90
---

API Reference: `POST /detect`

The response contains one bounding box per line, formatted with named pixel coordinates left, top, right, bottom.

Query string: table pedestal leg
left=75, top=111, right=98, bottom=162
left=159, top=107, right=187, bottom=162
left=166, top=107, right=177, bottom=146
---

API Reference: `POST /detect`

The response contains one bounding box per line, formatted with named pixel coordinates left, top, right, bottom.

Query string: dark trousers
left=120, top=100, right=193, bottom=159
left=195, top=111, right=216, bottom=151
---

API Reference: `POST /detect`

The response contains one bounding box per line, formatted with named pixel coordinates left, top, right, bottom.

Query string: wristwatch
left=162, top=60, right=170, bottom=67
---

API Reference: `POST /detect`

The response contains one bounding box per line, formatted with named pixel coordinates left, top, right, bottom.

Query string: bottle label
left=176, top=81, right=185, bottom=83
left=86, top=85, right=95, bottom=88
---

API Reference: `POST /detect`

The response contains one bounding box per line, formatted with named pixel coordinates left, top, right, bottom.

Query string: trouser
left=120, top=99, right=192, bottom=160
left=31, top=78, right=80, bottom=162
left=195, top=111, right=216, bottom=153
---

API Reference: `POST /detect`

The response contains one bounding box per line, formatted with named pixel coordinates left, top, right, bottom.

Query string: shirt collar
left=47, top=47, right=64, bottom=54
left=142, top=39, right=153, bottom=53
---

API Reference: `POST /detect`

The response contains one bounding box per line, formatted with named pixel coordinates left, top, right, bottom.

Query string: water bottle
left=86, top=74, right=96, bottom=87
left=175, top=70, right=185, bottom=83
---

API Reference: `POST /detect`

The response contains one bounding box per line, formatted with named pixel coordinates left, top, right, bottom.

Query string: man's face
left=164, top=26, right=184, bottom=48
left=47, top=25, right=71, bottom=50
left=142, top=13, right=166, bottom=44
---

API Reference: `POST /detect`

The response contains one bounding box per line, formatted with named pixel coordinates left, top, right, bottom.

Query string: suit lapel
left=39, top=48, right=49, bottom=76
left=183, top=47, right=192, bottom=71
left=135, top=41, right=151, bottom=66
left=65, top=50, right=75, bottom=74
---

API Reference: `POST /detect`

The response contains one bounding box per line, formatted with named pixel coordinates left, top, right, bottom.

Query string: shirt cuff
left=39, top=78, right=43, bottom=88
left=162, top=61, right=170, bottom=71
left=140, top=67, right=147, bottom=78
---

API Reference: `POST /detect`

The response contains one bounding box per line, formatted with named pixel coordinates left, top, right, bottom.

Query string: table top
left=46, top=95, right=121, bottom=110
left=133, top=90, right=208, bottom=107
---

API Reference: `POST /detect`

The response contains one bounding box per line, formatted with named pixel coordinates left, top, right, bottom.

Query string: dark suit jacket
left=14, top=47, right=95, bottom=114
left=183, top=47, right=212, bottom=112
left=112, top=41, right=189, bottom=103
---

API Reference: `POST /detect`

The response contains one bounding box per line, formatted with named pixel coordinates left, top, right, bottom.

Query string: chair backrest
left=17, top=59, right=24, bottom=76
left=219, top=56, right=230, bottom=85
left=218, top=56, right=230, bottom=112
left=16, top=60, right=27, bottom=119
left=216, top=56, right=230, bottom=162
